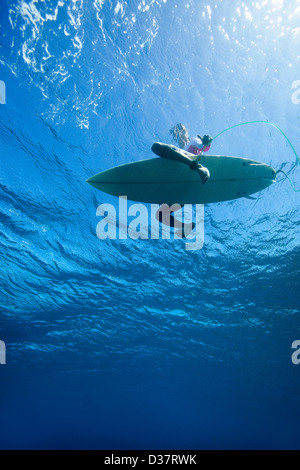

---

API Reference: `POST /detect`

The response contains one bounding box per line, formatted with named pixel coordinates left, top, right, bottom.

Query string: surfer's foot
left=199, top=167, right=210, bottom=183
left=182, top=222, right=196, bottom=239
left=190, top=162, right=210, bottom=183
left=176, top=222, right=196, bottom=239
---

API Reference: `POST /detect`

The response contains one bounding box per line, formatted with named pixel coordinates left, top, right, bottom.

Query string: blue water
left=1, top=0, right=300, bottom=450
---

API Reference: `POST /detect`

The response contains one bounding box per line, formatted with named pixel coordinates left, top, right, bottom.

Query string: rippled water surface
left=0, top=0, right=300, bottom=449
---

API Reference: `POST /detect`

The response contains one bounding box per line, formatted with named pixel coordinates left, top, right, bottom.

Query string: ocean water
left=0, top=0, right=300, bottom=450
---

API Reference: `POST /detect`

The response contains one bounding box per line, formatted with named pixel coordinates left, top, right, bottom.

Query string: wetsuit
left=184, top=136, right=211, bottom=156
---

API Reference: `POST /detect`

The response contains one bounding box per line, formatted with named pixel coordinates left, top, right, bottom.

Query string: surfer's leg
left=190, top=162, right=210, bottom=183
left=180, top=222, right=196, bottom=239
left=156, top=205, right=195, bottom=239
left=152, top=142, right=194, bottom=166
left=156, top=205, right=183, bottom=230
left=152, top=143, right=210, bottom=183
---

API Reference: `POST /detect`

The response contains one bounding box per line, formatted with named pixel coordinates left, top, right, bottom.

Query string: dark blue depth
left=0, top=0, right=300, bottom=450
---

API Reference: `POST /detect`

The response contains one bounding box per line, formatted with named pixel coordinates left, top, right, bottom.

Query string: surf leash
left=203, top=120, right=300, bottom=192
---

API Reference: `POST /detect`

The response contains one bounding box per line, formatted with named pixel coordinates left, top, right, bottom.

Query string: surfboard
left=86, top=143, right=276, bottom=205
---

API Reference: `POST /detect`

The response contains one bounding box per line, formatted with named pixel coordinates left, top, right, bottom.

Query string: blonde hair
left=169, top=123, right=189, bottom=149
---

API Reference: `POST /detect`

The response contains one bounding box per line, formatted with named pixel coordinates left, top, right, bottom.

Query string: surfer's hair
left=170, top=123, right=189, bottom=149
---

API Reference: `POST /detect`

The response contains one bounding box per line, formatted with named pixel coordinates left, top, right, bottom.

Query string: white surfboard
left=87, top=145, right=276, bottom=205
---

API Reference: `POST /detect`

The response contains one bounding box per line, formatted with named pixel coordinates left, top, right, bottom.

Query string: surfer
left=169, top=123, right=212, bottom=183
left=152, top=124, right=212, bottom=183
left=151, top=124, right=212, bottom=239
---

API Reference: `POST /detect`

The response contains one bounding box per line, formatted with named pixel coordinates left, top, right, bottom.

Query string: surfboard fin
left=244, top=195, right=257, bottom=200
